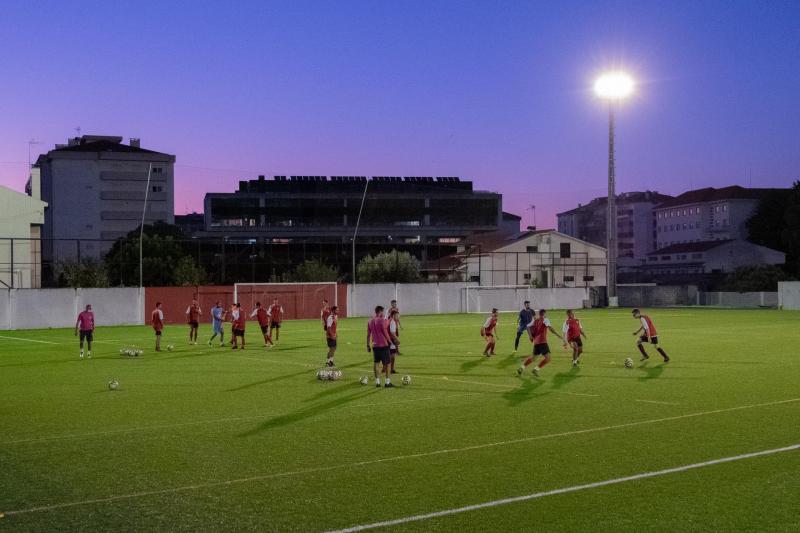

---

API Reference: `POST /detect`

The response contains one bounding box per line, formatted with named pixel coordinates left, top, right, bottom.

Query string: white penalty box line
left=2, top=397, right=798, bottom=517
left=326, top=443, right=800, bottom=533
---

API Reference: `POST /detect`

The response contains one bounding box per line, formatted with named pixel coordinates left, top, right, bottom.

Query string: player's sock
left=87, top=351, right=91, bottom=358
left=538, top=358, right=550, bottom=368
left=522, top=356, right=534, bottom=367
left=637, top=344, right=649, bottom=359
left=657, top=348, right=670, bottom=361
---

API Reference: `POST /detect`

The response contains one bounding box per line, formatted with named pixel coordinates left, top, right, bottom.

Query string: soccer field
left=1, top=308, right=798, bottom=532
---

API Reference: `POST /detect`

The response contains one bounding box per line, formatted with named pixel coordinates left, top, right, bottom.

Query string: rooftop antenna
left=27, top=139, right=42, bottom=168
left=526, top=204, right=536, bottom=230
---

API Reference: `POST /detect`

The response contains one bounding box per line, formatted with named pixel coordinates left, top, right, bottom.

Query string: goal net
left=463, top=285, right=533, bottom=314
left=233, top=282, right=339, bottom=320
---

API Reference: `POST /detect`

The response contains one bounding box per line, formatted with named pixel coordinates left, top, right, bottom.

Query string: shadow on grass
left=303, top=381, right=360, bottom=402
left=638, top=363, right=666, bottom=380
left=269, top=344, right=314, bottom=352
left=225, top=369, right=309, bottom=392
left=460, top=356, right=490, bottom=373
left=551, top=366, right=581, bottom=390
left=238, top=389, right=375, bottom=436
left=502, top=379, right=545, bottom=406
left=497, top=353, right=522, bottom=369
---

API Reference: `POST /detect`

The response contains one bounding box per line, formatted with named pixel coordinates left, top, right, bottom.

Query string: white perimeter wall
left=778, top=282, right=800, bottom=310
left=0, top=288, right=144, bottom=330
left=348, top=283, right=589, bottom=317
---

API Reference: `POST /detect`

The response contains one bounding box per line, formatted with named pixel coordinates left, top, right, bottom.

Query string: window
left=722, top=204, right=727, bottom=212
left=682, top=223, right=687, bottom=230
left=526, top=245, right=538, bottom=253
left=648, top=257, right=657, bottom=262
left=661, top=255, right=671, bottom=260
left=152, top=167, right=163, bottom=174
left=715, top=205, right=721, bottom=213
left=583, top=275, right=594, bottom=281
left=559, top=242, right=571, bottom=258
left=657, top=212, right=662, bottom=219
left=696, top=207, right=701, bottom=214
left=152, top=185, right=163, bottom=192
left=438, top=237, right=460, bottom=244
left=523, top=273, right=531, bottom=280
left=683, top=209, right=687, bottom=216
left=563, top=276, right=575, bottom=282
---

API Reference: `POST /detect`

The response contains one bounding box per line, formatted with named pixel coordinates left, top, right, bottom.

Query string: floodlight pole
left=139, top=163, right=153, bottom=289
left=352, top=178, right=370, bottom=314
left=606, top=104, right=618, bottom=305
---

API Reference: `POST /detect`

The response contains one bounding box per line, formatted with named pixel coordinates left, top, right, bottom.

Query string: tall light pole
left=594, top=71, right=634, bottom=307
left=351, top=178, right=370, bottom=315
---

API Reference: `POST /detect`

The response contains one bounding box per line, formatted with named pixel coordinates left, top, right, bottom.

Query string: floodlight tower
left=594, top=71, right=634, bottom=307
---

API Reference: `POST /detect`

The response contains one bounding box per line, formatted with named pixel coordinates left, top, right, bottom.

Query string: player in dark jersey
left=632, top=308, right=670, bottom=362
left=514, top=300, right=534, bottom=353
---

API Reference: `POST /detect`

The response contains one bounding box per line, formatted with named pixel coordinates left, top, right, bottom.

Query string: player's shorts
left=233, top=328, right=245, bottom=337
left=271, top=322, right=281, bottom=329
left=213, top=322, right=223, bottom=334
left=569, top=338, right=583, bottom=347
left=485, top=332, right=494, bottom=338
left=327, top=338, right=337, bottom=348
left=533, top=343, right=551, bottom=356
left=154, top=330, right=162, bottom=336
left=639, top=335, right=658, bottom=345
left=517, top=325, right=527, bottom=334
left=373, top=346, right=390, bottom=365
left=188, top=320, right=199, bottom=328
left=79, top=330, right=93, bottom=342
left=260, top=325, right=269, bottom=335
left=389, top=344, right=398, bottom=356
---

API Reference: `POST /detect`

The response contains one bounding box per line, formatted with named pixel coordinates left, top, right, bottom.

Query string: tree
left=174, top=256, right=208, bottom=286
left=105, top=223, right=195, bottom=286
left=289, top=259, right=339, bottom=282
left=747, top=181, right=800, bottom=275
left=724, top=265, right=794, bottom=292
left=356, top=250, right=421, bottom=283
left=56, top=259, right=109, bottom=288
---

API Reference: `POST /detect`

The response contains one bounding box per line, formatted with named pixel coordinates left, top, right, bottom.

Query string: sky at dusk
left=1, top=0, right=798, bottom=229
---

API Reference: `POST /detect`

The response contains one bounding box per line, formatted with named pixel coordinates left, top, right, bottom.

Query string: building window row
left=657, top=206, right=701, bottom=219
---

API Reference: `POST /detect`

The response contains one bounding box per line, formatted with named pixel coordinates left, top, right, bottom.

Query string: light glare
left=594, top=72, right=634, bottom=100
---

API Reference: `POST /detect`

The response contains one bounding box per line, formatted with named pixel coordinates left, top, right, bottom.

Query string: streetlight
left=594, top=71, right=634, bottom=307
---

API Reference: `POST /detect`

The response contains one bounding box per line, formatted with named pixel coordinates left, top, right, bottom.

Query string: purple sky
left=1, top=1, right=798, bottom=228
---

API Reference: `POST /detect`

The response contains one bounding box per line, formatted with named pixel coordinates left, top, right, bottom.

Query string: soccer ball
left=333, top=370, right=343, bottom=380
left=402, top=375, right=412, bottom=386
left=167, top=345, right=174, bottom=351
left=359, top=375, right=369, bottom=385
left=316, top=370, right=325, bottom=380
left=624, top=357, right=634, bottom=369
left=108, top=379, right=120, bottom=390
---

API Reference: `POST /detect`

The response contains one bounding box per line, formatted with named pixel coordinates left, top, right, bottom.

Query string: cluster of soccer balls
left=359, top=375, right=412, bottom=385
left=317, top=369, right=343, bottom=381
left=119, top=346, right=143, bottom=357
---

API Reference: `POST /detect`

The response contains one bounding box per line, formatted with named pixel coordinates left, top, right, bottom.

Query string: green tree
left=56, top=258, right=110, bottom=288
left=289, top=259, right=339, bottom=282
left=747, top=181, right=800, bottom=275
left=174, top=256, right=208, bottom=286
left=724, top=265, right=795, bottom=292
left=105, top=223, right=194, bottom=286
left=357, top=250, right=421, bottom=283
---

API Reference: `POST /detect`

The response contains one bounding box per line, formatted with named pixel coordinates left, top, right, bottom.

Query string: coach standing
left=75, top=304, right=95, bottom=359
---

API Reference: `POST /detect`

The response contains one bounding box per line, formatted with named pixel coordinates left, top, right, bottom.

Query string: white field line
left=553, top=391, right=601, bottom=398
left=441, top=376, right=516, bottom=390
left=2, top=398, right=798, bottom=517
left=230, top=354, right=312, bottom=368
left=635, top=399, right=680, bottom=406
left=0, top=335, right=60, bottom=345
left=326, top=443, right=800, bottom=533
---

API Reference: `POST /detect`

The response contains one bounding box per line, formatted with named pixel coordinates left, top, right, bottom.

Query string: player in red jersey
left=387, top=308, right=400, bottom=373
left=268, top=298, right=284, bottom=342
left=517, top=309, right=563, bottom=376
left=632, top=308, right=670, bottom=362
left=232, top=303, right=246, bottom=349
left=321, top=299, right=331, bottom=334
left=481, top=308, right=499, bottom=357
left=250, top=301, right=274, bottom=348
left=75, top=304, right=95, bottom=359
left=151, top=302, right=164, bottom=352
left=325, top=305, right=338, bottom=367
left=185, top=298, right=202, bottom=345
left=562, top=309, right=587, bottom=366
left=367, top=305, right=393, bottom=388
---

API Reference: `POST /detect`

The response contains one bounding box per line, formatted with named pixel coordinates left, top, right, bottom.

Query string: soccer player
left=514, top=300, right=534, bottom=353
left=517, top=309, right=563, bottom=377
left=481, top=308, right=499, bottom=357
left=75, top=304, right=95, bottom=359
left=321, top=299, right=331, bottom=333
left=268, top=298, right=284, bottom=342
left=632, top=308, right=670, bottom=363
left=232, top=303, right=246, bottom=350
left=325, top=305, right=338, bottom=367
left=250, top=301, right=273, bottom=348
left=389, top=299, right=402, bottom=354
left=388, top=308, right=400, bottom=373
left=208, top=300, right=225, bottom=347
left=152, top=302, right=164, bottom=352
left=562, top=309, right=587, bottom=366
left=367, top=305, right=393, bottom=388
left=185, top=298, right=202, bottom=345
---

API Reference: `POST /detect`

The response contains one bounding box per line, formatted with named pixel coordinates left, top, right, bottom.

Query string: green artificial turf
left=0, top=308, right=798, bottom=532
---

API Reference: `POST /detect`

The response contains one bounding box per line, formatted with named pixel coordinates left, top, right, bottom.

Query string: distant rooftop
left=234, top=175, right=483, bottom=194
left=46, top=135, right=171, bottom=156
left=656, top=186, right=780, bottom=209
left=558, top=191, right=671, bottom=216
left=649, top=240, right=734, bottom=254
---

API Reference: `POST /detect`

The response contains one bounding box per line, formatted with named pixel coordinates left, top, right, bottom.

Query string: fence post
left=10, top=238, right=14, bottom=288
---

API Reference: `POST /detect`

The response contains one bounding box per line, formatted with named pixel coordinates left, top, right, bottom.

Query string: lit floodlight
left=594, top=72, right=634, bottom=100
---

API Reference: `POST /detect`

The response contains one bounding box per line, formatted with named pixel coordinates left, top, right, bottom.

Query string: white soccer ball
left=333, top=370, right=343, bottom=380
left=108, top=379, right=119, bottom=390
left=624, top=357, right=634, bottom=369
left=359, top=376, right=369, bottom=385
left=402, top=375, right=412, bottom=386
left=167, top=345, right=174, bottom=352
left=316, top=370, right=324, bottom=380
